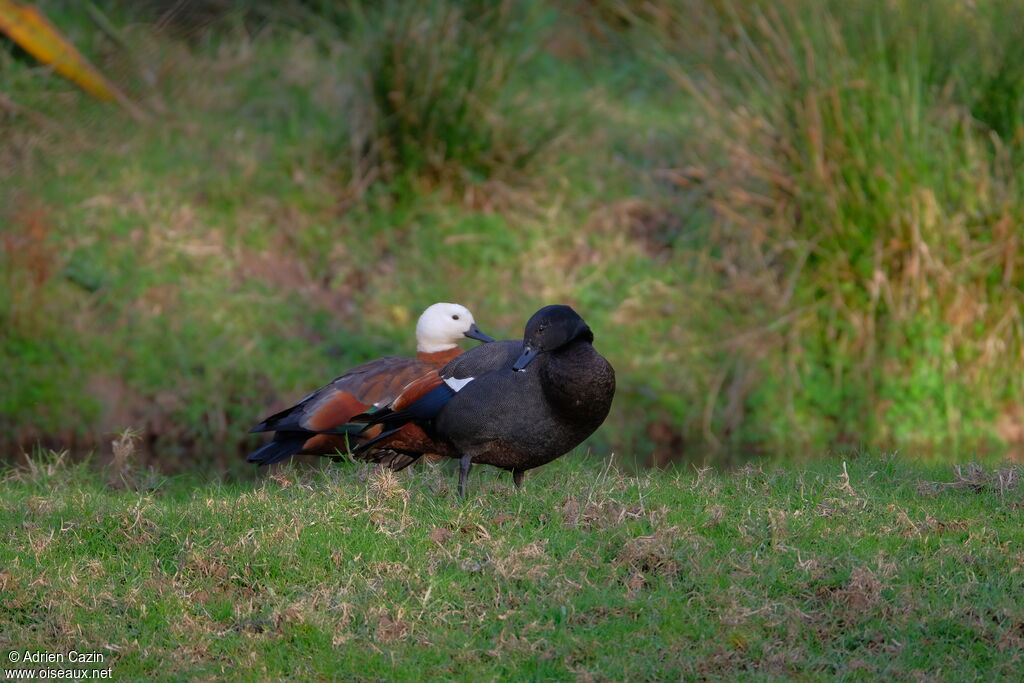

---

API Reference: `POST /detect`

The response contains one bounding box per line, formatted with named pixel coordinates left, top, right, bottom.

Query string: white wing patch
left=444, top=376, right=475, bottom=392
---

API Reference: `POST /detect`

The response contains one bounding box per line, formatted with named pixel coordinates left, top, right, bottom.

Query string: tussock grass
left=623, top=0, right=1024, bottom=456
left=2, top=452, right=1022, bottom=678
left=344, top=0, right=563, bottom=188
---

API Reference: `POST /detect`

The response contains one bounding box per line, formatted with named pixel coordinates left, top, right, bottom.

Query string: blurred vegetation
left=1, top=0, right=1022, bottom=471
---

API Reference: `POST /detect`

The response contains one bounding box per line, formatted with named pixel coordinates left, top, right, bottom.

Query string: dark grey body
left=435, top=339, right=616, bottom=472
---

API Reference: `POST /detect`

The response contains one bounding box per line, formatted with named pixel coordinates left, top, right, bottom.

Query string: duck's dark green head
left=513, top=305, right=593, bottom=372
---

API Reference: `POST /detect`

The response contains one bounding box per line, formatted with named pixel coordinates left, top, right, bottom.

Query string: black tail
left=352, top=426, right=404, bottom=455
left=246, top=436, right=306, bottom=466
left=248, top=404, right=300, bottom=434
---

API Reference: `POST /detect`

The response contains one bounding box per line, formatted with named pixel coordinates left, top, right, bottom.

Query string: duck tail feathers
left=246, top=438, right=303, bottom=466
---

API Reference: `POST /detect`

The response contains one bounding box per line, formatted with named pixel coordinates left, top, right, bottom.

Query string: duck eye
left=452, top=314, right=460, bottom=320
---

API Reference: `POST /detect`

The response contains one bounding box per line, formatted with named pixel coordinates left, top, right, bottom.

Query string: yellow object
left=0, top=1, right=137, bottom=111
left=390, top=305, right=411, bottom=327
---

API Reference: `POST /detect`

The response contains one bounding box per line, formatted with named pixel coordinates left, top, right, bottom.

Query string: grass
left=639, top=0, right=1024, bottom=456
left=2, top=0, right=1023, bottom=468
left=1, top=451, right=1022, bottom=679
left=5, top=5, right=1022, bottom=678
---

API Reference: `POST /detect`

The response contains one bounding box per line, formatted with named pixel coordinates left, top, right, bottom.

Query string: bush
left=337, top=0, right=563, bottom=189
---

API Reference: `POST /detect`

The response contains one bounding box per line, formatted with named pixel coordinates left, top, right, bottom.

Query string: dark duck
left=356, top=305, right=616, bottom=495
left=247, top=303, right=494, bottom=465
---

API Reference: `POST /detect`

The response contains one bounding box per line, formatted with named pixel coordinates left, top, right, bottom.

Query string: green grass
left=2, top=452, right=1022, bottom=679
left=2, top=0, right=1024, bottom=467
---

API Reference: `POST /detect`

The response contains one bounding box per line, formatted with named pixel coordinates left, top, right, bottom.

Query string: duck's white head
left=415, top=302, right=494, bottom=353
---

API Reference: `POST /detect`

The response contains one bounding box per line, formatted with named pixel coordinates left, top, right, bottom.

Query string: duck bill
left=464, top=324, right=495, bottom=343
left=512, top=345, right=539, bottom=372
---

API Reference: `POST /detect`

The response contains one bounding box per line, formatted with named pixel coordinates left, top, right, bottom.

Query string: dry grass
left=918, top=462, right=1022, bottom=497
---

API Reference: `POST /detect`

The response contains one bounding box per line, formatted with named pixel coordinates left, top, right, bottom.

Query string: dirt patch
left=374, top=610, right=409, bottom=643
left=819, top=566, right=885, bottom=612
left=617, top=526, right=691, bottom=579
left=428, top=527, right=452, bottom=545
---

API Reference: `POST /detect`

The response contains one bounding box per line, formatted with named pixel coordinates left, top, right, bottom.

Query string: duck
left=246, top=302, right=494, bottom=465
left=355, top=305, right=615, bottom=496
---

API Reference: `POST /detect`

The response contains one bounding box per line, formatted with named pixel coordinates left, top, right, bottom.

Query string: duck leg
left=512, top=470, right=524, bottom=489
left=457, top=454, right=473, bottom=498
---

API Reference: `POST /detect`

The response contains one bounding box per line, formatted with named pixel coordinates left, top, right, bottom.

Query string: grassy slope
left=2, top=453, right=1022, bottom=680
left=4, top=2, right=1022, bottom=469
left=0, top=11, right=667, bottom=465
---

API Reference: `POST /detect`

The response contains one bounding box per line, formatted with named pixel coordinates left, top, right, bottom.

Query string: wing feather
left=249, top=356, right=431, bottom=434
